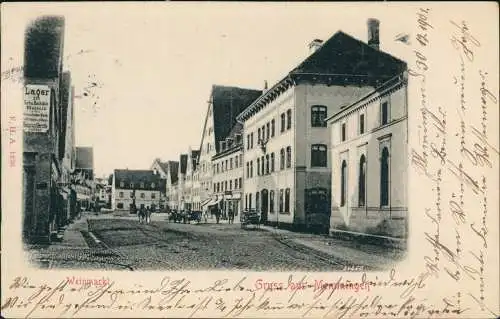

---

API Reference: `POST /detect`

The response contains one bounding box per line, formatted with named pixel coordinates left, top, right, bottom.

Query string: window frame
left=311, top=144, right=328, bottom=167
left=286, top=109, right=292, bottom=130
left=311, top=105, right=328, bottom=127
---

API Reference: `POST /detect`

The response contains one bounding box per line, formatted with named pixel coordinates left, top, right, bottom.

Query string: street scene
left=19, top=12, right=409, bottom=271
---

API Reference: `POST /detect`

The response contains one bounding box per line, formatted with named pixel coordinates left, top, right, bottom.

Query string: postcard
left=1, top=2, right=499, bottom=318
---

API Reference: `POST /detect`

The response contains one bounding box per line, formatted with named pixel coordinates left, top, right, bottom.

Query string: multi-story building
left=326, top=72, right=408, bottom=238
left=151, top=158, right=180, bottom=211
left=165, top=161, right=179, bottom=211
left=236, top=19, right=406, bottom=232
left=211, top=122, right=245, bottom=221
left=22, top=15, right=72, bottom=243
left=183, top=148, right=200, bottom=211
left=112, top=169, right=163, bottom=212
left=197, top=85, right=262, bottom=213
left=74, top=146, right=94, bottom=211
left=176, top=154, right=188, bottom=210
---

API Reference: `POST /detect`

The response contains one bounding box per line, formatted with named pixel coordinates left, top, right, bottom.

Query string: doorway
left=261, top=189, right=268, bottom=223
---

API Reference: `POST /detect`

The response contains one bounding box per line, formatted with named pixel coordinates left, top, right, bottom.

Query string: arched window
left=256, top=192, right=260, bottom=212
left=285, top=188, right=290, bottom=213
left=271, top=119, right=275, bottom=137
left=286, top=109, right=292, bottom=130
left=270, top=190, right=275, bottom=213
left=286, top=146, right=292, bottom=168
left=279, top=189, right=284, bottom=213
left=358, top=155, right=367, bottom=207
left=257, top=158, right=261, bottom=175
left=380, top=147, right=390, bottom=206
left=311, top=144, right=327, bottom=167
left=311, top=105, right=327, bottom=127
left=280, top=148, right=285, bottom=170
left=270, top=152, right=275, bottom=172
left=249, top=193, right=252, bottom=210
left=340, top=160, right=347, bottom=207
left=261, top=156, right=265, bottom=174
left=281, top=113, right=286, bottom=132
left=266, top=154, right=270, bottom=174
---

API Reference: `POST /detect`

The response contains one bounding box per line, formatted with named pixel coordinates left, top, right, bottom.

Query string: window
left=270, top=190, right=275, bottom=213
left=224, top=181, right=227, bottom=191
left=271, top=152, right=275, bottom=172
left=230, top=158, right=233, bottom=170
left=256, top=192, right=260, bottom=212
left=250, top=161, right=253, bottom=177
left=238, top=178, right=242, bottom=189
left=341, top=123, right=347, bottom=142
left=130, top=192, right=134, bottom=198
left=261, top=156, right=265, bottom=175
left=249, top=193, right=252, bottom=209
left=247, top=134, right=250, bottom=150
left=340, top=160, right=347, bottom=207
left=359, top=113, right=365, bottom=134
left=311, top=144, right=327, bottom=167
left=120, top=181, right=124, bottom=188
left=286, top=109, right=292, bottom=130
left=234, top=178, right=238, bottom=189
left=119, top=192, right=124, bottom=198
left=217, top=183, right=220, bottom=192
left=285, top=188, right=290, bottom=213
left=152, top=193, right=156, bottom=199
left=311, top=105, right=327, bottom=127
left=279, top=189, right=284, bottom=213
left=359, top=155, right=367, bottom=207
left=381, top=101, right=389, bottom=125
left=151, top=183, right=155, bottom=188
left=281, top=113, right=286, bottom=132
left=280, top=148, right=285, bottom=170
left=225, top=160, right=228, bottom=170
left=141, top=193, right=145, bottom=199
left=245, top=194, right=248, bottom=209
left=239, top=154, right=243, bottom=167
left=234, top=156, right=238, bottom=168
left=246, top=162, right=249, bottom=178
left=251, top=133, right=254, bottom=148
left=117, top=203, right=124, bottom=209
left=230, top=180, right=233, bottom=190
left=266, top=123, right=270, bottom=140
left=141, top=182, right=145, bottom=188
left=271, top=119, right=275, bottom=137
left=258, top=128, right=261, bottom=142
left=266, top=154, right=270, bottom=174
left=380, top=147, right=390, bottom=206
left=257, top=158, right=261, bottom=175
left=286, top=146, right=292, bottom=168
left=214, top=184, right=216, bottom=192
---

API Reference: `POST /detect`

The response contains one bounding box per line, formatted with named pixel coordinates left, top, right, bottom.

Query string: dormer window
left=235, top=134, right=242, bottom=143
left=151, top=183, right=156, bottom=188
left=140, top=182, right=145, bottom=188
left=220, top=141, right=226, bottom=151
left=226, top=138, right=233, bottom=148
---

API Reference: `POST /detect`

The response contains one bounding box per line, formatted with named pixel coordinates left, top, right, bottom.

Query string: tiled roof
left=114, top=169, right=163, bottom=190
left=211, top=85, right=262, bottom=153
left=179, top=154, right=188, bottom=174
left=75, top=147, right=93, bottom=169
left=291, top=31, right=406, bottom=81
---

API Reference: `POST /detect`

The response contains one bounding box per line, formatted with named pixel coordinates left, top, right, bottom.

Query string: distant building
left=184, top=149, right=200, bottom=211
left=197, top=85, right=262, bottom=214
left=236, top=18, right=406, bottom=232
left=150, top=158, right=178, bottom=211
left=326, top=72, right=408, bottom=238
left=176, top=154, right=189, bottom=210
left=74, top=147, right=94, bottom=211
left=112, top=169, right=163, bottom=211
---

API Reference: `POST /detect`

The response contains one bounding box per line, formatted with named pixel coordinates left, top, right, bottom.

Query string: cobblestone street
left=27, top=212, right=405, bottom=271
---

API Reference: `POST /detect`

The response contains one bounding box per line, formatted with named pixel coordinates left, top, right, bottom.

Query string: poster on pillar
left=23, top=84, right=51, bottom=133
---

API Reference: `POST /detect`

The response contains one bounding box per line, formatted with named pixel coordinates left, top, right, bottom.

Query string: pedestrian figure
left=138, top=207, right=145, bottom=224
left=215, top=208, right=221, bottom=224
left=228, top=208, right=234, bottom=224
left=145, top=206, right=152, bottom=224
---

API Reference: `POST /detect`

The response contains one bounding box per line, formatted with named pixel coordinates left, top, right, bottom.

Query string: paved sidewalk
left=54, top=216, right=89, bottom=248
left=260, top=225, right=405, bottom=270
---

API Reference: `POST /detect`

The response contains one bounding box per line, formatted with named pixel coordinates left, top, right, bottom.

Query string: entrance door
left=261, top=189, right=268, bottom=223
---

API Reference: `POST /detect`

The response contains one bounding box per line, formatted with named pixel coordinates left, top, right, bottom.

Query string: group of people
left=210, top=206, right=235, bottom=224
left=137, top=206, right=152, bottom=224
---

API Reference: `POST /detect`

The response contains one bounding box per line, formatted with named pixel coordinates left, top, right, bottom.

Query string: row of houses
left=22, top=16, right=98, bottom=244
left=115, top=18, right=409, bottom=238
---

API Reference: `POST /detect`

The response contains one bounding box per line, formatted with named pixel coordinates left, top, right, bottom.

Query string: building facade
left=176, top=154, right=188, bottom=210
left=112, top=169, right=163, bottom=212
left=22, top=16, right=76, bottom=244
left=211, top=123, right=245, bottom=221
left=327, top=73, right=408, bottom=238
left=237, top=19, right=406, bottom=232
left=183, top=149, right=200, bottom=211
left=197, top=85, right=262, bottom=213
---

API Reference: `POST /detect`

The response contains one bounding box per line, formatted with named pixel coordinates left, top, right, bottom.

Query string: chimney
left=308, top=39, right=323, bottom=54
left=367, top=18, right=380, bottom=50
left=264, top=80, right=268, bottom=91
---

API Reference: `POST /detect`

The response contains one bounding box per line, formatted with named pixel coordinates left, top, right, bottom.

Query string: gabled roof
left=191, top=150, right=200, bottom=170
left=169, top=161, right=179, bottom=184
left=75, top=147, right=93, bottom=169
left=179, top=154, right=188, bottom=175
left=210, top=85, right=262, bottom=153
left=291, top=31, right=406, bottom=79
left=152, top=158, right=170, bottom=175
left=238, top=30, right=407, bottom=122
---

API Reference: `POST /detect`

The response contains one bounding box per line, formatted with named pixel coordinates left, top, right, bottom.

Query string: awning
left=200, top=198, right=212, bottom=207
left=224, top=193, right=241, bottom=200
left=207, top=197, right=222, bottom=207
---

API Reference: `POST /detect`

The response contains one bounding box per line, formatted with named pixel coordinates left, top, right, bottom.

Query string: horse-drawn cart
left=240, top=209, right=261, bottom=229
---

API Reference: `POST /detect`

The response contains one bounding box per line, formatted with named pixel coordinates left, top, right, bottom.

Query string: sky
left=2, top=3, right=415, bottom=178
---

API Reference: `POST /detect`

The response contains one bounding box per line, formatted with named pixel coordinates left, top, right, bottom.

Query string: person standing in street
left=228, top=208, right=234, bottom=224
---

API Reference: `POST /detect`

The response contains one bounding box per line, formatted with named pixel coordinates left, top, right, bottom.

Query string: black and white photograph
left=17, top=9, right=409, bottom=272
left=1, top=3, right=498, bottom=319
